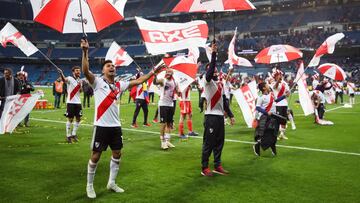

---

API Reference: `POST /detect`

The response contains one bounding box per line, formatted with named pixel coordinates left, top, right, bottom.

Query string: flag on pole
left=308, top=33, right=345, bottom=67
left=233, top=80, right=257, bottom=128
left=105, top=41, right=133, bottom=67
left=295, top=62, right=314, bottom=116
left=0, top=22, right=38, bottom=57
left=136, top=17, right=208, bottom=55
left=225, top=28, right=252, bottom=67
left=0, top=92, right=42, bottom=134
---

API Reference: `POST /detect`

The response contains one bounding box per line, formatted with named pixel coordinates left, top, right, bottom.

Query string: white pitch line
left=30, top=118, right=360, bottom=157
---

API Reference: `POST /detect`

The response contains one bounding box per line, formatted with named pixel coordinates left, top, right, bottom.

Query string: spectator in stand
left=53, top=77, right=64, bottom=109
left=0, top=68, right=20, bottom=119
left=82, top=79, right=93, bottom=108
left=17, top=71, right=34, bottom=127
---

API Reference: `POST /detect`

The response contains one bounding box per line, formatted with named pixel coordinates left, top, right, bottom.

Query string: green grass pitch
left=0, top=87, right=359, bottom=202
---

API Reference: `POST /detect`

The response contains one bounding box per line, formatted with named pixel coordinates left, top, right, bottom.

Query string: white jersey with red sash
left=271, top=81, right=289, bottom=106
left=256, top=92, right=276, bottom=115
left=204, top=79, right=224, bottom=116
left=347, top=82, right=355, bottom=94
left=333, top=82, right=343, bottom=92
left=66, top=76, right=82, bottom=104
left=158, top=78, right=177, bottom=107
left=91, top=77, right=129, bottom=127
left=135, top=83, right=145, bottom=100
left=179, top=86, right=191, bottom=102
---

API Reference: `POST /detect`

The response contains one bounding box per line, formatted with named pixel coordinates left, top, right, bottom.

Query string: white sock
left=164, top=134, right=171, bottom=142
left=66, top=121, right=72, bottom=137
left=87, top=160, right=98, bottom=186
left=108, top=157, right=120, bottom=185
left=72, top=122, right=80, bottom=136
left=288, top=114, right=296, bottom=128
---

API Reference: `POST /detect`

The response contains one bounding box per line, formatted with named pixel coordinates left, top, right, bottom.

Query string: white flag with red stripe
left=225, top=28, right=252, bottom=67
left=0, top=22, right=38, bottom=57
left=0, top=92, right=42, bottom=134
left=233, top=80, right=257, bottom=128
left=308, top=33, right=345, bottom=67
left=105, top=41, right=133, bottom=67
left=172, top=0, right=256, bottom=13
left=296, top=62, right=314, bottom=116
left=156, top=49, right=199, bottom=92
left=136, top=17, right=208, bottom=55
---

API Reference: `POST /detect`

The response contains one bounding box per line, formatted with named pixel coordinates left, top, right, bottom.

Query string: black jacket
left=19, top=80, right=35, bottom=94
left=0, top=77, right=20, bottom=98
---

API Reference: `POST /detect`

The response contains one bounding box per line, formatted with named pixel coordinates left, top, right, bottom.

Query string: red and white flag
left=225, top=28, right=252, bottom=68
left=0, top=92, right=42, bottom=134
left=105, top=41, right=133, bottom=67
left=233, top=80, right=257, bottom=128
left=308, top=33, right=345, bottom=67
left=296, top=62, right=314, bottom=116
left=172, top=0, right=256, bottom=13
left=0, top=22, right=38, bottom=56
left=136, top=17, right=208, bottom=55
left=156, top=49, right=199, bottom=92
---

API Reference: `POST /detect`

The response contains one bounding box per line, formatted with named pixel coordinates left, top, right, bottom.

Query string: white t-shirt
left=179, top=86, right=191, bottom=102
left=66, top=76, right=82, bottom=104
left=312, top=80, right=319, bottom=89
left=158, top=78, right=177, bottom=107
left=271, top=81, right=289, bottom=107
left=311, top=90, right=325, bottom=104
left=135, top=83, right=145, bottom=100
left=223, top=80, right=233, bottom=100
left=92, top=77, right=129, bottom=127
left=334, top=82, right=343, bottom=92
left=256, top=92, right=276, bottom=115
left=204, top=79, right=224, bottom=116
left=348, top=82, right=355, bottom=94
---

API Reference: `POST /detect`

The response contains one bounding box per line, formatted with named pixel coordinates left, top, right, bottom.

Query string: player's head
left=3, top=68, right=12, bottom=80
left=258, top=82, right=270, bottom=93
left=165, top=68, right=173, bottom=79
left=17, top=71, right=25, bottom=81
left=72, top=66, right=81, bottom=78
left=102, top=60, right=116, bottom=77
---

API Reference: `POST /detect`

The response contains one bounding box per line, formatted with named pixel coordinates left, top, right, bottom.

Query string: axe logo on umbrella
left=72, top=14, right=88, bottom=24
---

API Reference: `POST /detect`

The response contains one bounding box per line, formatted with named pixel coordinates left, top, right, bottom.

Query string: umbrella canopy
left=254, top=44, right=303, bottom=64
left=30, top=0, right=127, bottom=33
left=172, top=0, right=255, bottom=13
left=318, top=63, right=347, bottom=81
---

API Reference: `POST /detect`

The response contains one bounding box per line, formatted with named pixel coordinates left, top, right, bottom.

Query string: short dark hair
left=72, top=66, right=81, bottom=72
left=4, top=68, right=12, bottom=74
left=258, top=82, right=266, bottom=92
left=102, top=60, right=113, bottom=69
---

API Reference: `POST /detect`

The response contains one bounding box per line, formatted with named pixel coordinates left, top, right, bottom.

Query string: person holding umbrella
left=201, top=42, right=235, bottom=177
left=270, top=69, right=290, bottom=140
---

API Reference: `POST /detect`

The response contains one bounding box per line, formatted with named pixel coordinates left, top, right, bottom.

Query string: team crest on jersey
left=209, top=128, right=214, bottom=134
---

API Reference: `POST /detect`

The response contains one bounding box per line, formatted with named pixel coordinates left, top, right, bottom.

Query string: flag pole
left=37, top=49, right=63, bottom=73
left=78, top=0, right=86, bottom=38
left=213, top=10, right=216, bottom=41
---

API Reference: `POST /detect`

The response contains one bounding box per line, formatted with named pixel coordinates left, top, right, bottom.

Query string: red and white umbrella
left=318, top=63, right=347, bottom=81
left=172, top=0, right=256, bottom=13
left=30, top=0, right=127, bottom=33
left=255, top=45, right=303, bottom=64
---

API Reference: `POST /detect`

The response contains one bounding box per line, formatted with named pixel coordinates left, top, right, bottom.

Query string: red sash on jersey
left=69, top=83, right=81, bottom=101
left=333, top=82, right=340, bottom=89
left=265, top=93, right=274, bottom=113
left=137, top=86, right=143, bottom=96
left=277, top=83, right=285, bottom=98
left=210, top=82, right=223, bottom=109
left=348, top=83, right=354, bottom=90
left=96, top=82, right=121, bottom=121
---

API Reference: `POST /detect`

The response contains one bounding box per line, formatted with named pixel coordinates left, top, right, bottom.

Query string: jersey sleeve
left=91, top=77, right=101, bottom=90
left=119, top=81, right=130, bottom=93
